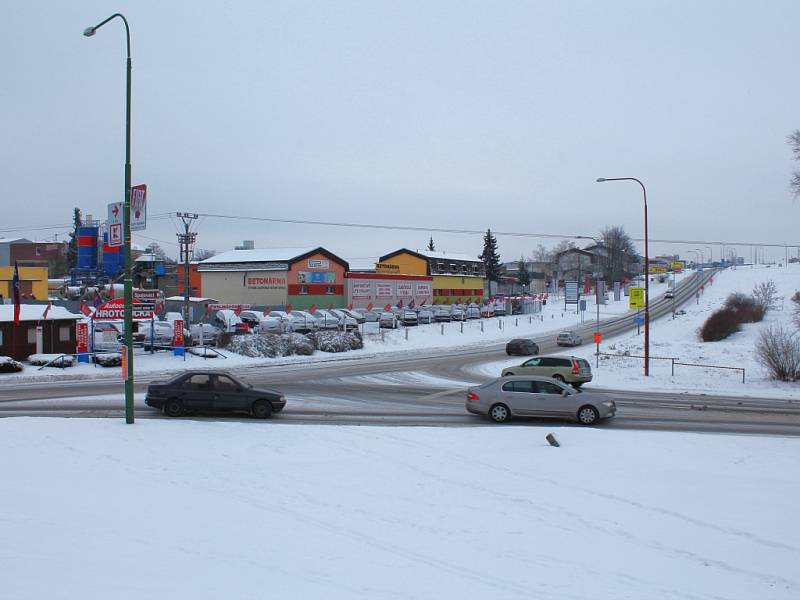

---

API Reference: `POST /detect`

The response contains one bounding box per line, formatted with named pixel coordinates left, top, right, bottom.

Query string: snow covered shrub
left=699, top=308, right=741, bottom=342
left=27, top=354, right=74, bottom=368
left=755, top=325, right=800, bottom=381
left=0, top=356, right=24, bottom=373
left=223, top=333, right=314, bottom=357
left=307, top=330, right=364, bottom=353
left=94, top=353, right=122, bottom=367
left=752, top=280, right=778, bottom=314
left=287, top=333, right=315, bottom=356
left=724, top=292, right=764, bottom=323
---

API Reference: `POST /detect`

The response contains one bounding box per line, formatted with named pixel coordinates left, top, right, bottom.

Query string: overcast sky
left=2, top=1, right=799, bottom=264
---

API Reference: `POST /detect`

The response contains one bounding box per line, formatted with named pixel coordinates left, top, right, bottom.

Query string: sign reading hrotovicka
left=93, top=298, right=154, bottom=320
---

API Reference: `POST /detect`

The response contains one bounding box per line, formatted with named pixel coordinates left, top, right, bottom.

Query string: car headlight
left=602, top=401, right=614, bottom=408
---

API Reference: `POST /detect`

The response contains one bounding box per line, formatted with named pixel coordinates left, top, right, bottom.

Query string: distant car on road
left=145, top=371, right=286, bottom=419
left=505, top=338, right=540, bottom=356
left=664, top=289, right=675, bottom=299
left=465, top=375, right=615, bottom=424
left=556, top=330, right=582, bottom=347
left=501, top=354, right=593, bottom=386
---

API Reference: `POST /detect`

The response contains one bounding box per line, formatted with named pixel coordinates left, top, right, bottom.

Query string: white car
left=239, top=310, right=291, bottom=334
left=556, top=330, right=582, bottom=347
left=327, top=309, right=359, bottom=330
left=378, top=311, right=398, bottom=329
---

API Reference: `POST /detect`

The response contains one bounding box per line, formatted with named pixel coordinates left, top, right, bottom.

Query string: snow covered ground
left=1, top=418, right=797, bottom=599
left=473, top=264, right=800, bottom=398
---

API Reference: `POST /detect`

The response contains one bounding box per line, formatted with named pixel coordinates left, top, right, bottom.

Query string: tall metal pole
left=177, top=213, right=198, bottom=325
left=84, top=13, right=135, bottom=423
left=595, top=177, right=649, bottom=376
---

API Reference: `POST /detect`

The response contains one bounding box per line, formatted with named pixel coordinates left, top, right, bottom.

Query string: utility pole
left=176, top=212, right=198, bottom=325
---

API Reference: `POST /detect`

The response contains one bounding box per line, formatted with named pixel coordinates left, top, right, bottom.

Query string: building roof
left=0, top=304, right=81, bottom=323
left=198, top=246, right=349, bottom=271
left=0, top=237, right=31, bottom=244
left=165, top=296, right=219, bottom=303
left=380, top=248, right=481, bottom=264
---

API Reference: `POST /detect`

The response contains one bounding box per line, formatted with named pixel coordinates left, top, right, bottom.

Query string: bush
left=0, top=356, right=24, bottom=373
left=724, top=292, right=765, bottom=323
left=699, top=308, right=742, bottom=341
left=307, top=330, right=364, bottom=353
left=223, top=332, right=315, bottom=358
left=27, top=354, right=74, bottom=368
left=755, top=325, right=800, bottom=381
left=94, top=353, right=122, bottom=367
left=752, top=280, right=778, bottom=314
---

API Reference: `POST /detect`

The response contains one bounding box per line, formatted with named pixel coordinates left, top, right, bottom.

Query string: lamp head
left=83, top=26, right=96, bottom=37
left=596, top=177, right=607, bottom=182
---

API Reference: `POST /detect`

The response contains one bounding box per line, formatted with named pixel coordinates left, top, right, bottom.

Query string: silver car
left=556, top=330, right=582, bottom=346
left=465, top=375, right=615, bottom=425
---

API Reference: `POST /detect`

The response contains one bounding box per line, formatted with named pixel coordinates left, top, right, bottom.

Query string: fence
left=597, top=352, right=745, bottom=383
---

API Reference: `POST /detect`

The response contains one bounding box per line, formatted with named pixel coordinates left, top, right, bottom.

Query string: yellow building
left=378, top=249, right=486, bottom=304
left=0, top=266, right=49, bottom=301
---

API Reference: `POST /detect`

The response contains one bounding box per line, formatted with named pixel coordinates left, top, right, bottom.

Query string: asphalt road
left=3, top=270, right=799, bottom=435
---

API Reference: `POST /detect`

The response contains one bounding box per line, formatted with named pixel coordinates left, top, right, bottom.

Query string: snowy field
left=473, top=264, right=800, bottom=398
left=1, top=418, right=797, bottom=600
left=0, top=274, right=684, bottom=383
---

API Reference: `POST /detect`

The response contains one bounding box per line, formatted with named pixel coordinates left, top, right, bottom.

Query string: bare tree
left=600, top=226, right=638, bottom=282
left=752, top=280, right=778, bottom=313
left=193, top=248, right=217, bottom=261
left=530, top=244, right=552, bottom=262
left=755, top=325, right=800, bottom=381
left=789, top=130, right=800, bottom=198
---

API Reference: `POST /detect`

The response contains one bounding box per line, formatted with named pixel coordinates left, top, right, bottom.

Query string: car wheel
left=252, top=399, right=273, bottom=419
left=577, top=405, right=599, bottom=425
left=552, top=374, right=565, bottom=382
left=489, top=403, right=510, bottom=423
left=164, top=398, right=183, bottom=417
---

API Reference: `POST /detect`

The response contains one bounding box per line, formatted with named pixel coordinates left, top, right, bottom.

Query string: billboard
left=629, top=287, right=645, bottom=308
left=351, top=281, right=371, bottom=299
left=565, top=281, right=579, bottom=304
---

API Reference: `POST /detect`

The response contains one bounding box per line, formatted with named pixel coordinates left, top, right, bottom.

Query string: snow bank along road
left=3, top=269, right=799, bottom=435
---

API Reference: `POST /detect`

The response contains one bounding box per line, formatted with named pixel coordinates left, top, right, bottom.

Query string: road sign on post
left=107, top=202, right=123, bottom=248
left=130, top=184, right=147, bottom=231
left=629, top=287, right=645, bottom=308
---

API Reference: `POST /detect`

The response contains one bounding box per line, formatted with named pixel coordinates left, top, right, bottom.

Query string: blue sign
left=633, top=315, right=645, bottom=326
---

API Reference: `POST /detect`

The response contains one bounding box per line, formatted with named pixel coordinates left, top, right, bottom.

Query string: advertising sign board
left=351, top=281, right=371, bottom=299
left=415, top=282, right=432, bottom=297
left=93, top=298, right=154, bottom=320
left=173, top=319, right=184, bottom=346
left=130, top=184, right=147, bottom=231
left=76, top=321, right=89, bottom=353
left=565, top=281, right=579, bottom=304
left=307, top=259, right=330, bottom=269
left=629, top=287, right=645, bottom=308
left=671, top=261, right=685, bottom=272
left=376, top=282, right=393, bottom=298
left=245, top=275, right=287, bottom=289
left=397, top=282, right=413, bottom=297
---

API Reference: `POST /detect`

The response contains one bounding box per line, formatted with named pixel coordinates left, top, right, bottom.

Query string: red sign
left=208, top=303, right=252, bottom=311
left=384, top=303, right=391, bottom=311
left=93, top=298, right=154, bottom=320
left=285, top=303, right=293, bottom=313
left=121, top=346, right=128, bottom=380
left=309, top=304, right=317, bottom=314
left=366, top=303, right=373, bottom=312
left=173, top=319, right=184, bottom=347
left=76, top=321, right=89, bottom=353
left=594, top=331, right=602, bottom=344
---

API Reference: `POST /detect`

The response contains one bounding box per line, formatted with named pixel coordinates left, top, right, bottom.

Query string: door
left=179, top=374, right=215, bottom=411
left=531, top=380, right=572, bottom=415
left=212, top=374, right=249, bottom=411
left=500, top=380, right=542, bottom=415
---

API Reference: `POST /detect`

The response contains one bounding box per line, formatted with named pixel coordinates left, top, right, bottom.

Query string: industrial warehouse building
left=377, top=249, right=485, bottom=304
left=197, top=247, right=349, bottom=310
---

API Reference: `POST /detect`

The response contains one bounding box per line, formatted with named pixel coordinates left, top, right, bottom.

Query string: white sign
left=308, top=259, right=329, bottom=269
left=108, top=223, right=122, bottom=248
left=397, top=282, right=413, bottom=297
left=415, top=282, right=432, bottom=297
left=565, top=281, right=579, bottom=304
left=376, top=282, right=393, bottom=298
left=130, top=184, right=147, bottom=231
left=351, top=281, right=371, bottom=299
left=107, top=202, right=123, bottom=227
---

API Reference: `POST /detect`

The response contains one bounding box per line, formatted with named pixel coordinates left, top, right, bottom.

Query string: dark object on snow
left=546, top=433, right=560, bottom=447
left=0, top=356, right=24, bottom=373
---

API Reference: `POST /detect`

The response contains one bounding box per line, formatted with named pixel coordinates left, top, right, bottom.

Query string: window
left=437, top=262, right=445, bottom=271
left=299, top=285, right=309, bottom=295
left=59, top=326, right=71, bottom=342
left=537, top=357, right=555, bottom=367
left=27, top=327, right=36, bottom=344
left=522, top=358, right=541, bottom=367
left=534, top=381, right=565, bottom=395
left=0, top=330, right=3, bottom=345
left=450, top=263, right=456, bottom=272
left=215, top=375, right=239, bottom=391
left=325, top=285, right=335, bottom=295
left=35, top=247, right=42, bottom=256
left=502, top=380, right=535, bottom=393
left=183, top=374, right=212, bottom=389
left=461, top=265, right=468, bottom=273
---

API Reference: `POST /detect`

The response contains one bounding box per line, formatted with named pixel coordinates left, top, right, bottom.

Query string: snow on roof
left=0, top=237, right=31, bottom=244
left=134, top=253, right=163, bottom=263
left=416, top=249, right=481, bottom=263
left=346, top=257, right=379, bottom=271
left=198, top=247, right=318, bottom=264
left=0, top=304, right=81, bottom=322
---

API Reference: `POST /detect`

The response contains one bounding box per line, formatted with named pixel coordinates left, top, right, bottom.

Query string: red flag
left=366, top=303, right=373, bottom=312
left=408, top=298, right=415, bottom=309
left=383, top=303, right=391, bottom=311
left=79, top=299, right=92, bottom=317
left=108, top=285, right=115, bottom=299
left=285, top=303, right=293, bottom=314
left=396, top=298, right=404, bottom=309
left=204, top=303, right=212, bottom=318
left=234, top=305, right=242, bottom=316
left=42, top=301, right=52, bottom=320
left=309, top=304, right=317, bottom=314
left=262, top=306, right=271, bottom=316
left=347, top=303, right=353, bottom=311
left=154, top=301, right=164, bottom=315
left=12, top=261, right=21, bottom=325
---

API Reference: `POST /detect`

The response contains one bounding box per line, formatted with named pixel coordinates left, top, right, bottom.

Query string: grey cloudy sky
left=2, top=1, right=798, bottom=264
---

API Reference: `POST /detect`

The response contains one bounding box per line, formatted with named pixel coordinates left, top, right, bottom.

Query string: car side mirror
left=561, top=390, right=568, bottom=397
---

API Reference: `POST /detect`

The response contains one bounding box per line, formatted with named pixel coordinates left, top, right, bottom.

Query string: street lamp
left=84, top=13, right=135, bottom=424
left=596, top=177, right=650, bottom=376
left=689, top=250, right=702, bottom=303
left=705, top=246, right=713, bottom=266
left=694, top=248, right=704, bottom=270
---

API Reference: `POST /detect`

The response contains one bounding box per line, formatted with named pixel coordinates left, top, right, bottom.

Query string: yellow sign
left=375, top=263, right=401, bottom=273
left=649, top=265, right=668, bottom=274
left=629, top=287, right=645, bottom=308
left=671, top=261, right=685, bottom=271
